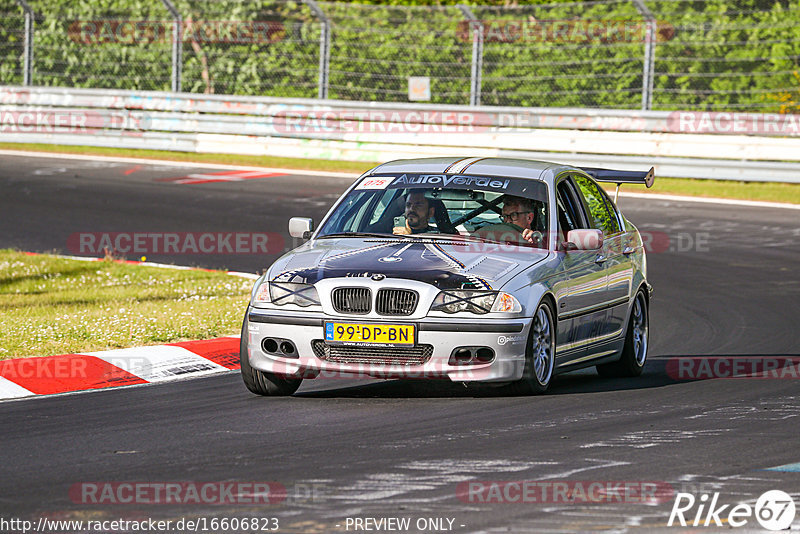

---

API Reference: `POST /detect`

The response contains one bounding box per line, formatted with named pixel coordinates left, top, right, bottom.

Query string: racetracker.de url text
left=0, top=516, right=280, bottom=533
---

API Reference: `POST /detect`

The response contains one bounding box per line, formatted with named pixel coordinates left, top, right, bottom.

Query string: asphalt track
left=1, top=153, right=799, bottom=533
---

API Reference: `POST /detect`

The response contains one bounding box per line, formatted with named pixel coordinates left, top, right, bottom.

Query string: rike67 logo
left=668, top=490, right=796, bottom=530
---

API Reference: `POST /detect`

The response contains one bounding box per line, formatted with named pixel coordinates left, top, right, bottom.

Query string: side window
left=598, top=188, right=624, bottom=232
left=556, top=178, right=586, bottom=234
left=573, top=175, right=620, bottom=235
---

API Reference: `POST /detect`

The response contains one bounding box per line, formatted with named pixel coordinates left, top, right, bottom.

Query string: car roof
left=366, top=157, right=578, bottom=183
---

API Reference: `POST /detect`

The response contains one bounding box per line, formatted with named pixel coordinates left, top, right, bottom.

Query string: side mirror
left=289, top=217, right=314, bottom=239
left=564, top=229, right=603, bottom=250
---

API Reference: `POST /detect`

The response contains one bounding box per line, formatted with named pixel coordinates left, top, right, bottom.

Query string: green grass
left=2, top=142, right=799, bottom=204
left=0, top=250, right=253, bottom=360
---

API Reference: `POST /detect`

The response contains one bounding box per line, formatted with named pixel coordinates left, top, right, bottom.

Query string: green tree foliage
left=0, top=0, right=797, bottom=111
left=0, top=0, right=26, bottom=84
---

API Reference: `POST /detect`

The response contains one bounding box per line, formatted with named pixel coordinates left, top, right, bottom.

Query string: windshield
left=317, top=173, right=549, bottom=248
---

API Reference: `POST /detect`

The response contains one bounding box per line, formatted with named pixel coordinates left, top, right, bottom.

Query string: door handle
left=622, top=246, right=635, bottom=255
left=595, top=254, right=607, bottom=264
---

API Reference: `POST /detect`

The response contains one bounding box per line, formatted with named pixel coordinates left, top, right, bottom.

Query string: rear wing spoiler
left=579, top=166, right=655, bottom=202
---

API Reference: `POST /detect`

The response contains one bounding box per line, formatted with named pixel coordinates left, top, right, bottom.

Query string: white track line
left=29, top=252, right=259, bottom=280
left=619, top=191, right=800, bottom=210
left=0, top=149, right=360, bottom=178
left=0, top=367, right=235, bottom=404
left=3, top=149, right=797, bottom=210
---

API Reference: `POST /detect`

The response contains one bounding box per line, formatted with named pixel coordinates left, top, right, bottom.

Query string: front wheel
left=240, top=314, right=302, bottom=396
left=506, top=300, right=555, bottom=395
left=597, top=289, right=648, bottom=378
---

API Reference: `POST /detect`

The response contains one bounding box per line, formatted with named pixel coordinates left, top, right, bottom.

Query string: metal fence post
left=304, top=0, right=330, bottom=99
left=161, top=0, right=182, bottom=93
left=15, top=0, right=34, bottom=86
left=631, top=0, right=655, bottom=110
left=457, top=5, right=483, bottom=107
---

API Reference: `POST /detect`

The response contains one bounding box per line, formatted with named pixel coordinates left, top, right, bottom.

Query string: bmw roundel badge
left=378, top=256, right=402, bottom=263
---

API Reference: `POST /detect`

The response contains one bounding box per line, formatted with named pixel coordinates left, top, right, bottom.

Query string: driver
left=393, top=190, right=435, bottom=235
left=501, top=195, right=539, bottom=244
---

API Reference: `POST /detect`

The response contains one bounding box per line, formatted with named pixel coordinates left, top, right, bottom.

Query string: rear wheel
left=240, top=313, right=302, bottom=396
left=506, top=300, right=555, bottom=395
left=597, top=289, right=648, bottom=378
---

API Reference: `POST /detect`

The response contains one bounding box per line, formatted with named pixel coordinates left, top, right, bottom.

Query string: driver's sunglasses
left=502, top=211, right=532, bottom=221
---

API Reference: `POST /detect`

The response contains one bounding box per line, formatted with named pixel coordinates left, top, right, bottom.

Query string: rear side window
left=598, top=187, right=624, bottom=232
left=573, top=175, right=620, bottom=235
left=556, top=179, right=585, bottom=233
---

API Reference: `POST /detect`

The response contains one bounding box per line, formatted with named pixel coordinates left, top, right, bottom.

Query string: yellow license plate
left=325, top=322, right=415, bottom=346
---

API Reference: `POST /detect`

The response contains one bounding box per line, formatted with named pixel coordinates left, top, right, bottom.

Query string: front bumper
left=245, top=307, right=532, bottom=382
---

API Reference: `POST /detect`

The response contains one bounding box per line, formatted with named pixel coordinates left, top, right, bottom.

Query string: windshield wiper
left=317, top=231, right=490, bottom=242
left=316, top=232, right=397, bottom=239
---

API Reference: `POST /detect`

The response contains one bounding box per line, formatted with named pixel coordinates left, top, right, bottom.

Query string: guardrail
left=2, top=86, right=799, bottom=183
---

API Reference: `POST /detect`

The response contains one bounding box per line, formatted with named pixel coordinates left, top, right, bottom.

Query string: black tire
left=597, top=289, right=649, bottom=378
left=506, top=300, right=556, bottom=395
left=240, top=312, right=302, bottom=396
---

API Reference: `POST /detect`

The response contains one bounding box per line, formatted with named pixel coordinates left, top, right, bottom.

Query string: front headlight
left=431, top=290, right=498, bottom=314
left=430, top=290, right=522, bottom=314
left=261, top=281, right=321, bottom=307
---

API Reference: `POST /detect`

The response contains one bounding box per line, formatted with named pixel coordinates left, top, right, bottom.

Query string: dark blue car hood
left=268, top=237, right=548, bottom=290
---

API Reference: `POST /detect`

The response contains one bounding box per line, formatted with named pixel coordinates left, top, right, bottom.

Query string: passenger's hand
left=393, top=226, right=411, bottom=235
